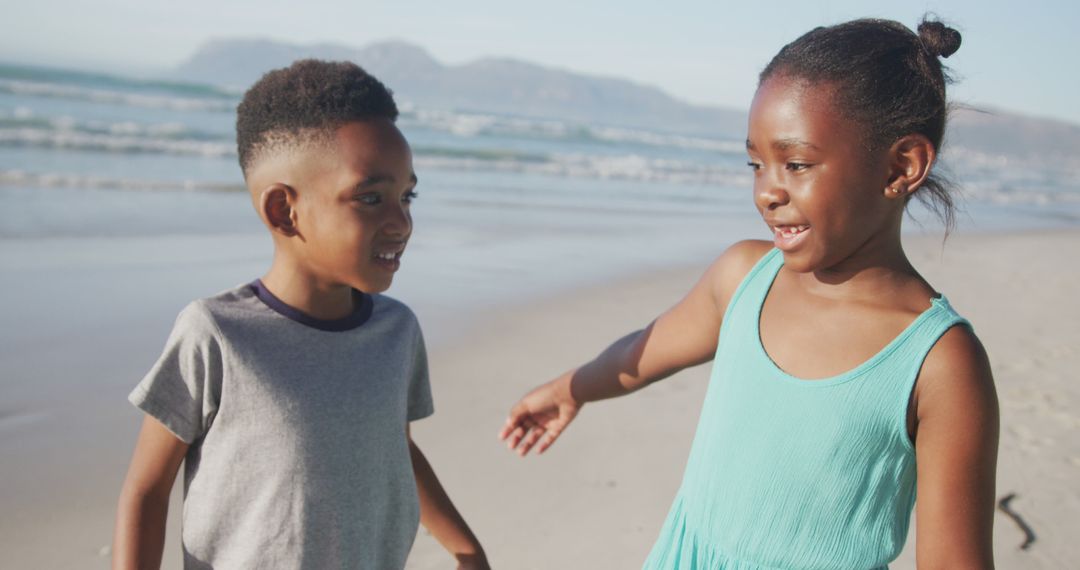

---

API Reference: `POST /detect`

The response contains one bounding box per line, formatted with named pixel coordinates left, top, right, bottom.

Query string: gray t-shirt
left=130, top=282, right=434, bottom=569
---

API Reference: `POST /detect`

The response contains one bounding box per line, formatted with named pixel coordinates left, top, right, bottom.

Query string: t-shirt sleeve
left=407, top=323, right=435, bottom=421
left=128, top=302, right=224, bottom=443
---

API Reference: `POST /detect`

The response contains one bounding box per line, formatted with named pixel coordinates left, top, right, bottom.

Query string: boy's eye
left=786, top=162, right=811, bottom=172
left=355, top=193, right=382, bottom=205
left=402, top=190, right=418, bottom=204
left=746, top=161, right=762, bottom=171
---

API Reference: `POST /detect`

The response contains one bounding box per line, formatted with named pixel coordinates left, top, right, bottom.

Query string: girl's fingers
left=517, top=426, right=547, bottom=456
left=505, top=415, right=540, bottom=449
left=537, top=430, right=560, bottom=454
left=505, top=425, right=526, bottom=449
left=499, top=403, right=569, bottom=455
left=498, top=418, right=517, bottom=441
left=499, top=403, right=528, bottom=440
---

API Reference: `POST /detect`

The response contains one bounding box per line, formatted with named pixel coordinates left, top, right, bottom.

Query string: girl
left=499, top=17, right=999, bottom=569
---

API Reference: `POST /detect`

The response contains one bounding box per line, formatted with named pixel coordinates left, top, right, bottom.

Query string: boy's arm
left=500, top=240, right=772, bottom=455
left=113, top=415, right=189, bottom=570
left=913, top=326, right=999, bottom=569
left=408, top=427, right=489, bottom=569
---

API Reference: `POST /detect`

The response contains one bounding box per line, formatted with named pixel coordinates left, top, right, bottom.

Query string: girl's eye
left=746, top=161, right=762, bottom=171
left=402, top=190, right=418, bottom=204
left=786, top=162, right=811, bottom=172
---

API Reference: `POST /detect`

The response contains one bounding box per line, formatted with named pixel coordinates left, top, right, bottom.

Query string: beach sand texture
left=407, top=230, right=1080, bottom=569
left=0, top=231, right=1076, bottom=569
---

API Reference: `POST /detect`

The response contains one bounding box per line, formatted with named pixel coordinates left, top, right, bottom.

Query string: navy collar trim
left=249, top=280, right=373, bottom=332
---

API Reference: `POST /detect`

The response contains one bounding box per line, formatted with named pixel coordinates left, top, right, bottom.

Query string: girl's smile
left=770, top=224, right=811, bottom=251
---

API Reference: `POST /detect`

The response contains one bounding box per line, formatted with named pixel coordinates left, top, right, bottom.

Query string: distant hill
left=174, top=38, right=747, bottom=137
left=174, top=38, right=1080, bottom=165
left=948, top=105, right=1080, bottom=165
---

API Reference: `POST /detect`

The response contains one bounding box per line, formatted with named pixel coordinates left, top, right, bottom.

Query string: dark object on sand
left=997, top=493, right=1036, bottom=551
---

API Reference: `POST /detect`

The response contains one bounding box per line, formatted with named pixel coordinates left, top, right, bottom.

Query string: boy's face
left=288, top=118, right=416, bottom=293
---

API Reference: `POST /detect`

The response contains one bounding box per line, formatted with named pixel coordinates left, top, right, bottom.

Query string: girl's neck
left=799, top=232, right=927, bottom=306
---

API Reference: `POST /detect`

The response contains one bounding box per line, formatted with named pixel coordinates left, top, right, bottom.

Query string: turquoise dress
left=643, top=249, right=968, bottom=569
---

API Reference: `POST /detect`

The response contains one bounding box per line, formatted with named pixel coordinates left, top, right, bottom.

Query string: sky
left=4, top=0, right=1079, bottom=125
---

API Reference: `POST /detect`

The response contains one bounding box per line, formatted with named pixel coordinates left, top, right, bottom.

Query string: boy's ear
left=884, top=134, right=935, bottom=199
left=260, top=183, right=301, bottom=237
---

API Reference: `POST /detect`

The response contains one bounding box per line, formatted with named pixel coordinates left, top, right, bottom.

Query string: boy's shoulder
left=368, top=291, right=414, bottom=318
left=174, top=283, right=261, bottom=331
left=366, top=293, right=423, bottom=337
left=198, top=282, right=261, bottom=311
left=165, top=283, right=284, bottom=349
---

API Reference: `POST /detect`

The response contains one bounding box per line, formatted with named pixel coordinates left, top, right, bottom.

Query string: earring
left=888, top=186, right=904, bottom=195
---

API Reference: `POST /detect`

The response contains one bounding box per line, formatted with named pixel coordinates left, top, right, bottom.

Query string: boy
left=112, top=60, right=489, bottom=569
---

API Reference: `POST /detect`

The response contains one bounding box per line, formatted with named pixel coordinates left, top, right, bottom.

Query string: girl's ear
left=884, top=134, right=936, bottom=199
left=260, top=183, right=301, bottom=237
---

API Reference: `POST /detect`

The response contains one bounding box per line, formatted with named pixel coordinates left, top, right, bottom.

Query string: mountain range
left=175, top=38, right=1080, bottom=164
left=174, top=38, right=744, bottom=137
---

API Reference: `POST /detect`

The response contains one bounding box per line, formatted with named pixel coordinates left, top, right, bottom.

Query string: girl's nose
left=754, top=175, right=790, bottom=212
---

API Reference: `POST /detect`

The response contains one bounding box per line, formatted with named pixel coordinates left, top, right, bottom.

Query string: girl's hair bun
left=918, top=19, right=962, bottom=58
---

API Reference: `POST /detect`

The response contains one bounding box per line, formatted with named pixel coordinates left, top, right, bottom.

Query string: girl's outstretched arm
left=499, top=240, right=772, bottom=456
left=913, top=325, right=999, bottom=569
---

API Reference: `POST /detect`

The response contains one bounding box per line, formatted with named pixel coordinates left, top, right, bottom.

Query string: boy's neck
left=261, top=261, right=357, bottom=321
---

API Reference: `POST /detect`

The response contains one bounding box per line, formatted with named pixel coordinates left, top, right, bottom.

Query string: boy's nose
left=381, top=203, right=412, bottom=237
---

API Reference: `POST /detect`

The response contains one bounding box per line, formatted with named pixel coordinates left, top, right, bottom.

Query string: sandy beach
left=1, top=229, right=1077, bottom=568
left=407, top=229, right=1080, bottom=569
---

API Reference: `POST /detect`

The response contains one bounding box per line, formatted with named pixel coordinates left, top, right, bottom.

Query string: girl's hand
left=499, top=372, right=581, bottom=456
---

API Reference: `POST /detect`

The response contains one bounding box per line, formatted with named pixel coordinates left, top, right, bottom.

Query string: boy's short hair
left=236, top=59, right=399, bottom=175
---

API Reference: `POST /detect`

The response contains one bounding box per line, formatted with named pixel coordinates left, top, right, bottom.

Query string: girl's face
left=746, top=75, right=901, bottom=273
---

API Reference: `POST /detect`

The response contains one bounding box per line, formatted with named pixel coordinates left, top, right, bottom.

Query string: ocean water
left=2, top=61, right=1080, bottom=345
